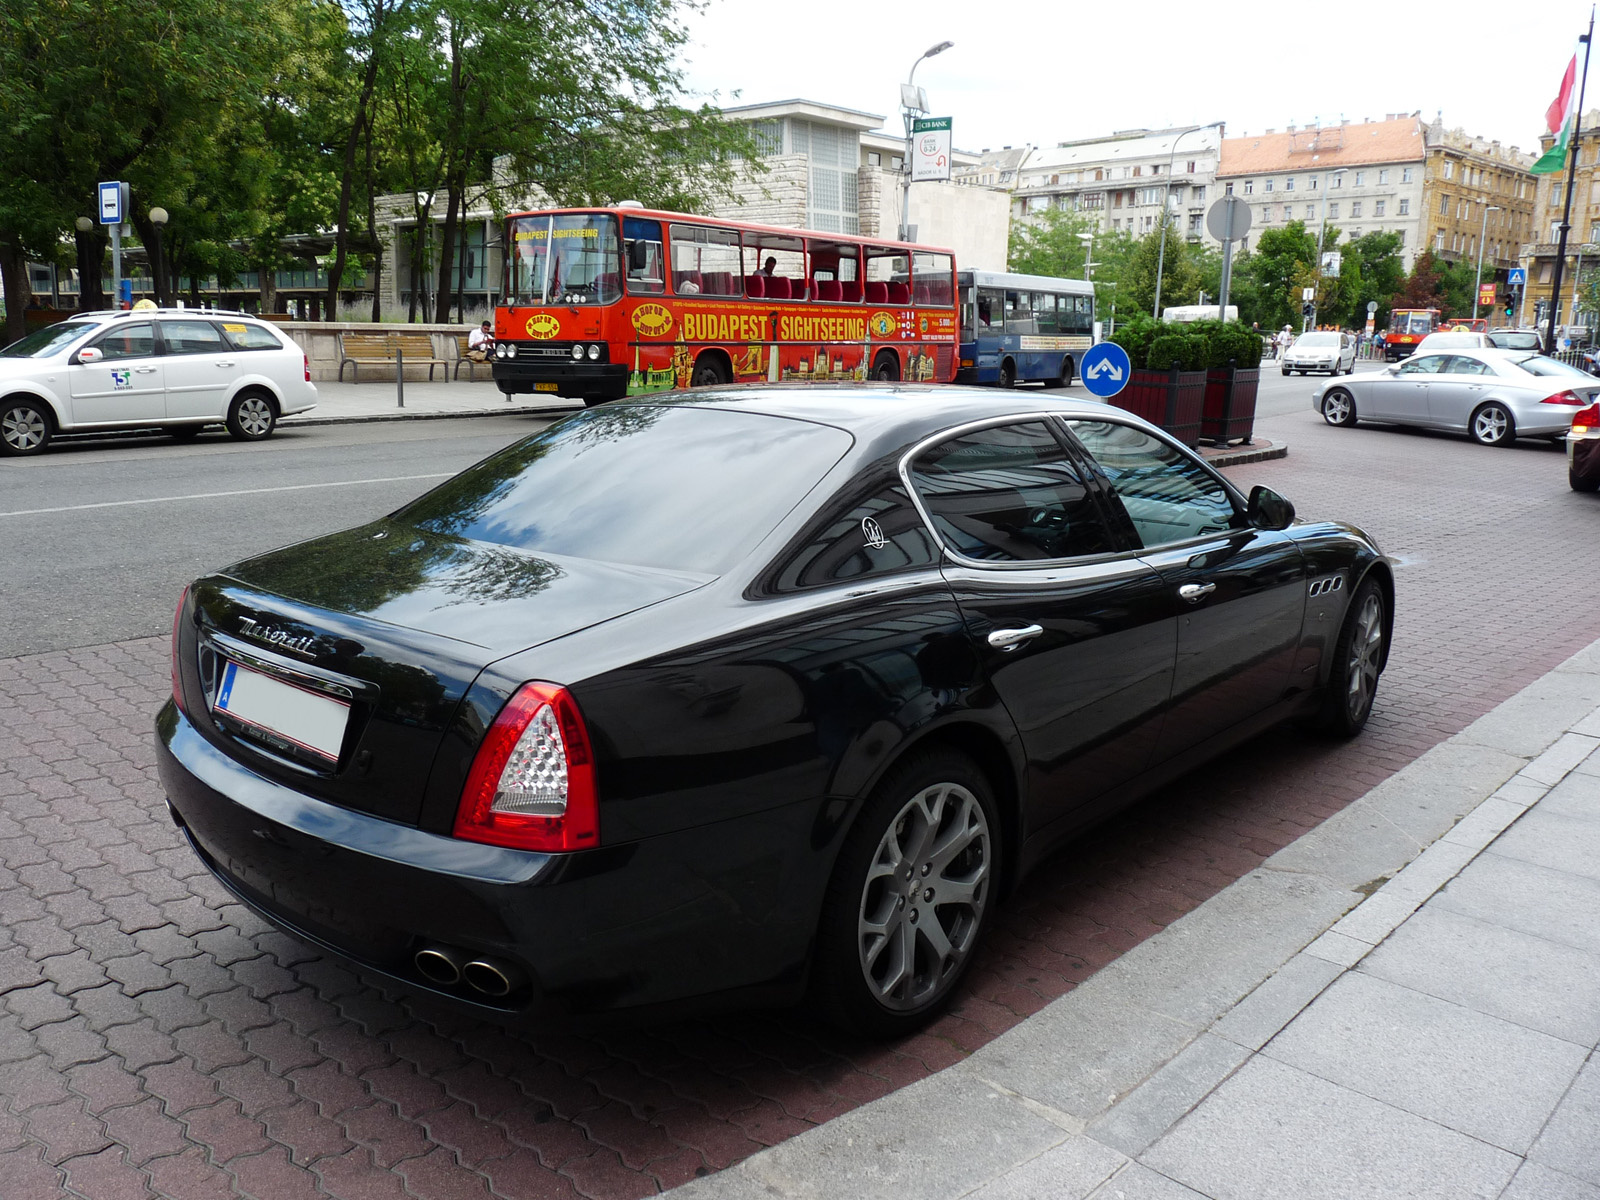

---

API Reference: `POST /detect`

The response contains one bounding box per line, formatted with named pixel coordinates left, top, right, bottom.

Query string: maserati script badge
left=861, top=516, right=888, bottom=551
left=237, top=617, right=317, bottom=657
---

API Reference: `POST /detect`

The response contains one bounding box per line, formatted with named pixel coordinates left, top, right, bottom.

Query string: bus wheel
left=872, top=352, right=900, bottom=382
left=1000, top=360, right=1016, bottom=388
left=690, top=355, right=730, bottom=388
left=1048, top=357, right=1073, bottom=389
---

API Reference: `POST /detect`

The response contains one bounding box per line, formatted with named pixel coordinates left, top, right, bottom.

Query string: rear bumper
left=155, top=700, right=816, bottom=1019
left=491, top=359, right=627, bottom=400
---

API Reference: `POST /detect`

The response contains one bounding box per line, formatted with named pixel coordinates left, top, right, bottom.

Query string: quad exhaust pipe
left=413, top=945, right=526, bottom=998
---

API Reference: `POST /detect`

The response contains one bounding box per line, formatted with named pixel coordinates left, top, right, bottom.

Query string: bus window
left=806, top=240, right=861, bottom=302
left=1065, top=295, right=1094, bottom=335
left=1005, top=291, right=1036, bottom=335
left=977, top=289, right=1003, bottom=331
left=1033, top=293, right=1060, bottom=335
left=864, top=248, right=910, bottom=305
left=745, top=233, right=806, bottom=300
left=911, top=252, right=954, bottom=307
left=668, top=224, right=743, bottom=297
left=623, top=217, right=665, bottom=295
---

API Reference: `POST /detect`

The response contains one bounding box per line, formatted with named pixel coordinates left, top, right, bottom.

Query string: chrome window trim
left=896, top=411, right=1135, bottom=572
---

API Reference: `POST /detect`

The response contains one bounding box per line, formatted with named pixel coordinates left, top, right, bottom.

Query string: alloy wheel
left=1345, top=592, right=1384, bottom=721
left=1472, top=405, right=1511, bottom=446
left=1323, top=391, right=1354, bottom=426
left=2, top=404, right=47, bottom=454
left=857, top=781, right=991, bottom=1012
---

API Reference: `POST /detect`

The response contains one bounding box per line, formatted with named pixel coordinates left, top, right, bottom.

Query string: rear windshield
left=1424, top=334, right=1477, bottom=347
left=1, top=321, right=98, bottom=358
left=1488, top=332, right=1540, bottom=351
left=398, top=405, right=852, bottom=575
left=1511, top=355, right=1596, bottom=380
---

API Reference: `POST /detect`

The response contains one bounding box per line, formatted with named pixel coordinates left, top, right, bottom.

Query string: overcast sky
left=680, top=0, right=1590, bottom=160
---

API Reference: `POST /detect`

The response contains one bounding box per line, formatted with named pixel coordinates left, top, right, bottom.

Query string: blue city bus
left=955, top=270, right=1095, bottom=388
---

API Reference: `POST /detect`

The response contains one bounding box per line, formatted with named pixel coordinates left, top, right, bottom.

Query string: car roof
left=63, top=308, right=267, bottom=325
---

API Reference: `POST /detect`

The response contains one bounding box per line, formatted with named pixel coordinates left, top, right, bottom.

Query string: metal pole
left=396, top=345, right=404, bottom=408
left=1545, top=10, right=1594, bottom=353
left=1153, top=123, right=1218, bottom=320
left=1218, top=235, right=1235, bottom=317
left=111, top=224, right=123, bottom=309
left=1312, top=167, right=1347, bottom=329
left=1473, top=204, right=1499, bottom=320
left=898, top=42, right=952, bottom=244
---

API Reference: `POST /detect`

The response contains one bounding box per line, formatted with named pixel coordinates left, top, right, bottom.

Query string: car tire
left=226, top=392, right=278, bottom=441
left=689, top=355, right=729, bottom=388
left=1045, top=357, right=1072, bottom=389
left=812, top=749, right=1000, bottom=1038
left=167, top=424, right=204, bottom=441
left=0, top=398, right=52, bottom=457
left=1314, top=578, right=1386, bottom=737
left=1571, top=466, right=1600, bottom=493
left=1281, top=368, right=1290, bottom=376
left=1469, top=402, right=1515, bottom=447
left=999, top=359, right=1016, bottom=389
left=872, top=352, right=900, bottom=382
left=1322, top=388, right=1357, bottom=427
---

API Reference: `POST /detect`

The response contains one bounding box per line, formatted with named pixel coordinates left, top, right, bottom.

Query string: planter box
left=1202, top=364, right=1260, bottom=446
left=1113, top=366, right=1207, bottom=448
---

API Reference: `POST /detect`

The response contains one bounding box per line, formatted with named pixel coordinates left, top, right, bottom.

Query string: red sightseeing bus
left=1384, top=307, right=1441, bottom=360
left=489, top=205, right=959, bottom=403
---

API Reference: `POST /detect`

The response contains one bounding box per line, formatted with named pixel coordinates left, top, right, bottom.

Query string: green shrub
left=1109, top=314, right=1158, bottom=370
left=1109, top=316, right=1264, bottom=371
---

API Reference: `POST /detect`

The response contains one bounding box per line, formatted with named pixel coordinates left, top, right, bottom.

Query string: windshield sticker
left=525, top=313, right=560, bottom=339
left=111, top=369, right=131, bottom=389
left=222, top=324, right=246, bottom=332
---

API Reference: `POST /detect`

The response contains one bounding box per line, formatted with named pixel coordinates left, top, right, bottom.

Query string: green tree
left=1240, top=220, right=1318, bottom=332
left=1394, top=248, right=1446, bottom=312
left=1008, top=207, right=1098, bottom=278
left=1122, top=214, right=1201, bottom=317
left=1342, top=231, right=1405, bottom=329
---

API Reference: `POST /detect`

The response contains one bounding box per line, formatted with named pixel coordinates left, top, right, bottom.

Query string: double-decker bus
left=1384, top=308, right=1441, bottom=360
left=490, top=205, right=958, bottom=404
left=955, top=271, right=1095, bottom=388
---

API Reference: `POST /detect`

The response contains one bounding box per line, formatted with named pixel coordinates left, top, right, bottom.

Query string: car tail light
left=303, top=353, right=311, bottom=382
left=170, top=585, right=190, bottom=715
left=453, top=683, right=598, bottom=853
left=1544, top=390, right=1584, bottom=406
left=1573, top=402, right=1600, bottom=431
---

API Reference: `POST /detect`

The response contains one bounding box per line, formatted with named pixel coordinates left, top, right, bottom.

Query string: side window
left=1066, top=420, right=1241, bottom=549
left=745, top=232, right=806, bottom=299
left=1033, top=293, right=1061, bottom=335
left=977, top=289, right=1002, bottom=330
left=623, top=217, right=666, bottom=295
left=161, top=320, right=227, bottom=355
left=1399, top=355, right=1450, bottom=375
left=668, top=224, right=743, bottom=297
left=909, top=422, right=1114, bottom=562
left=1004, top=291, right=1035, bottom=335
left=219, top=322, right=282, bottom=351
left=770, top=482, right=939, bottom=591
left=863, top=248, right=910, bottom=305
left=911, top=252, right=953, bottom=307
left=1447, top=355, right=1492, bottom=376
left=92, top=323, right=154, bottom=360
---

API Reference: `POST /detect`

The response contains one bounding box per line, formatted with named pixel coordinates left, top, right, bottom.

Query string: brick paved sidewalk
left=4, top=411, right=1599, bottom=1198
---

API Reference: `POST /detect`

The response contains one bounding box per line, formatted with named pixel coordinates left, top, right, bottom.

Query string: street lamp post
left=1078, top=231, right=1095, bottom=283
left=1473, top=204, right=1502, bottom=321
left=1310, top=167, right=1349, bottom=330
left=899, top=41, right=953, bottom=243
left=149, top=207, right=169, bottom=307
left=74, top=216, right=95, bottom=311
left=1152, top=122, right=1222, bottom=320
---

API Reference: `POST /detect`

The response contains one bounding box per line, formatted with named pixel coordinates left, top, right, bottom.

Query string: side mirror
left=1248, top=485, right=1295, bottom=531
left=75, top=345, right=102, bottom=364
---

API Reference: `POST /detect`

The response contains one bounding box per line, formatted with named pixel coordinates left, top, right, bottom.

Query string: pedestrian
left=466, top=320, right=494, bottom=362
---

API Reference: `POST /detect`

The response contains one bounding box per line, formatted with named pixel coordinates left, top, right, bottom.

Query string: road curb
left=1202, top=438, right=1288, bottom=467
left=282, top=404, right=580, bottom=427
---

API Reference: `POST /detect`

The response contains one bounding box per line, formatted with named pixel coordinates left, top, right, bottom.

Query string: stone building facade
left=1418, top=119, right=1537, bottom=278
left=1520, top=108, right=1600, bottom=333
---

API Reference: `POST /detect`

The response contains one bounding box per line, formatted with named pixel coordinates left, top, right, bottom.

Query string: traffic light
left=1301, top=301, right=1314, bottom=318
left=1504, top=299, right=1515, bottom=318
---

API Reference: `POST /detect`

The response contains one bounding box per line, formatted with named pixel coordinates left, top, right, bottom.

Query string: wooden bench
left=337, top=331, right=449, bottom=382
left=453, top=333, right=493, bottom=380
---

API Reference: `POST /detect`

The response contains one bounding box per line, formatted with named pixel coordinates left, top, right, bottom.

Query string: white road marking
left=0, top=473, right=454, bottom=518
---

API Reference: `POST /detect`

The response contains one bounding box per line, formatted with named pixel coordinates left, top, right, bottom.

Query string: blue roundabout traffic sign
left=1079, top=341, right=1131, bottom=399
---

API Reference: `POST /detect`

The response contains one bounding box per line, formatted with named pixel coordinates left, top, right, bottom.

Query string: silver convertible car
left=1312, top=348, right=1600, bottom=446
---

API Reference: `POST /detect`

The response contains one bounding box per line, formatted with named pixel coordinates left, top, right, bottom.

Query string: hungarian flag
left=1533, top=48, right=1581, bottom=174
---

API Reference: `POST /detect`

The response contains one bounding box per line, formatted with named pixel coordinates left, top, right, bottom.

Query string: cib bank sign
left=912, top=117, right=952, bottom=182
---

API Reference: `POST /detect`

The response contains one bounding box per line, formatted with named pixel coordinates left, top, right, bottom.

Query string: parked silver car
left=1312, top=349, right=1599, bottom=446
left=1282, top=331, right=1356, bottom=376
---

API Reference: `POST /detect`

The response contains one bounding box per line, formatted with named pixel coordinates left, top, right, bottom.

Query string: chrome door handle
left=134, top=366, right=158, bottom=374
left=987, top=624, right=1044, bottom=651
left=216, top=361, right=235, bottom=367
left=1179, top=582, right=1216, bottom=603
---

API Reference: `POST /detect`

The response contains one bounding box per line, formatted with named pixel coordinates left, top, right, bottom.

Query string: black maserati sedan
left=156, top=386, right=1394, bottom=1036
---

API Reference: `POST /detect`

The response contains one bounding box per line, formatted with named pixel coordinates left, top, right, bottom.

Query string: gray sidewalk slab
left=282, top=377, right=578, bottom=424
left=667, top=636, right=1600, bottom=1200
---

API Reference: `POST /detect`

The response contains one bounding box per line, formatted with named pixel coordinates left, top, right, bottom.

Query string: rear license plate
left=214, top=660, right=350, bottom=763
left=534, top=382, right=560, bottom=392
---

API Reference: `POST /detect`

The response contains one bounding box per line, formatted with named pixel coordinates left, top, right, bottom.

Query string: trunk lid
left=181, top=519, right=708, bottom=825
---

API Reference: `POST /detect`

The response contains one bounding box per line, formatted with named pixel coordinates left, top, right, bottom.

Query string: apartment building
left=1419, top=118, right=1537, bottom=273
left=1520, top=108, right=1600, bottom=331
left=1216, top=116, right=1427, bottom=266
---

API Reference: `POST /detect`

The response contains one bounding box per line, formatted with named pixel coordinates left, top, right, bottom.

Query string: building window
left=1309, top=176, right=1319, bottom=191
left=1354, top=171, right=1366, bottom=186
left=1378, top=169, right=1389, bottom=185
left=1188, top=213, right=1202, bottom=234
left=1264, top=179, right=1274, bottom=192
left=1397, top=229, right=1405, bottom=246
left=1332, top=174, right=1343, bottom=189
left=1350, top=229, right=1361, bottom=238
left=1242, top=180, right=1254, bottom=194
left=1193, top=186, right=1206, bottom=203
left=1402, top=167, right=1414, bottom=183
left=1329, top=202, right=1340, bottom=219
left=1398, top=198, right=1410, bottom=215
left=1111, top=218, right=1121, bottom=230
left=1351, top=201, right=1362, bottom=218
left=890, top=156, right=903, bottom=171
left=1082, top=192, right=1104, bottom=210
left=1094, top=168, right=1104, bottom=181
left=1285, top=177, right=1295, bottom=191
left=1440, top=194, right=1450, bottom=214
left=1374, top=200, right=1386, bottom=216
left=1132, top=165, right=1142, bottom=177
left=1444, top=161, right=1454, bottom=179
left=867, top=151, right=881, bottom=167
left=1306, top=204, right=1316, bottom=219
left=1187, top=160, right=1197, bottom=173
left=1554, top=182, right=1564, bottom=206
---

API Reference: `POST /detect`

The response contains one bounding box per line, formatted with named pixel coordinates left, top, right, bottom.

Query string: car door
left=1063, top=417, right=1306, bottom=761
left=158, top=319, right=235, bottom=420
left=67, top=322, right=164, bottom=425
left=906, top=419, right=1177, bottom=830
left=1367, top=353, right=1449, bottom=422
left=1425, top=355, right=1494, bottom=432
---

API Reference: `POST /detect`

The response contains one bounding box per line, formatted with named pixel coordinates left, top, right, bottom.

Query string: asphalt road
left=0, top=415, right=551, bottom=658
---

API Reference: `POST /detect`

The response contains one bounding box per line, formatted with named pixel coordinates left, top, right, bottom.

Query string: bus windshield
left=1397, top=311, right=1435, bottom=336
left=508, top=213, right=621, bottom=306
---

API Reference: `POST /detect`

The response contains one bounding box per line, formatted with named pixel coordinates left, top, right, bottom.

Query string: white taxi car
left=0, top=309, right=317, bottom=456
left=1281, top=331, right=1357, bottom=376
